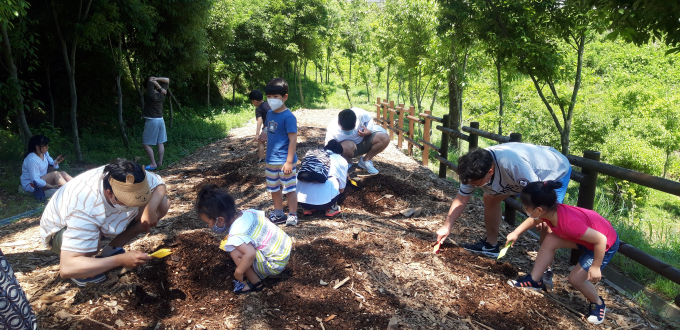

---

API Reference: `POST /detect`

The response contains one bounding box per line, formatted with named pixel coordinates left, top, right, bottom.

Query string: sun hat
left=108, top=174, right=151, bottom=207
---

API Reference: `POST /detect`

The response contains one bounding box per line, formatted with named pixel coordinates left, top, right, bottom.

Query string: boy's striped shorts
left=265, top=163, right=297, bottom=194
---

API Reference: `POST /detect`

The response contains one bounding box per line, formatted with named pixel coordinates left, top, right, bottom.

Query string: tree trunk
left=386, top=61, right=390, bottom=101
left=46, top=65, right=55, bottom=129
left=397, top=74, right=403, bottom=105
left=232, top=73, right=240, bottom=105
left=113, top=36, right=129, bottom=147
left=429, top=80, right=441, bottom=111
left=408, top=71, right=414, bottom=107
left=334, top=59, right=351, bottom=104
left=366, top=80, right=370, bottom=103
left=304, top=59, right=307, bottom=81
left=1, top=22, right=32, bottom=146
left=297, top=58, right=304, bottom=106
left=207, top=61, right=210, bottom=108
left=123, top=49, right=144, bottom=111
left=448, top=65, right=461, bottom=150
left=663, top=151, right=670, bottom=178
left=495, top=59, right=504, bottom=135
left=53, top=0, right=91, bottom=161
left=326, top=46, right=330, bottom=82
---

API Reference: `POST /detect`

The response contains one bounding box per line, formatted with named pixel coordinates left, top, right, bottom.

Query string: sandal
left=233, top=279, right=264, bottom=294
left=145, top=165, right=157, bottom=171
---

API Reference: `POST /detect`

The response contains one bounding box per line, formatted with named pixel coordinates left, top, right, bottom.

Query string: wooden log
left=462, top=124, right=510, bottom=143
left=418, top=138, right=440, bottom=152
left=422, top=110, right=431, bottom=166
left=436, top=125, right=469, bottom=142
left=398, top=103, right=404, bottom=149
left=418, top=113, right=442, bottom=123
left=403, top=135, right=424, bottom=150
left=382, top=99, right=388, bottom=130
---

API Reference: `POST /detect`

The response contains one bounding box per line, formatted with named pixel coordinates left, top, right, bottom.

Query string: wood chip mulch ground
left=0, top=108, right=672, bottom=329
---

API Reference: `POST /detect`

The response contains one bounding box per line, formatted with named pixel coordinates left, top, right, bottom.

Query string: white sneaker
left=286, top=214, right=298, bottom=226
left=358, top=157, right=379, bottom=174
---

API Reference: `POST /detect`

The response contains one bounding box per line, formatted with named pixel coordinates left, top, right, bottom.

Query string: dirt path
left=0, top=108, right=667, bottom=329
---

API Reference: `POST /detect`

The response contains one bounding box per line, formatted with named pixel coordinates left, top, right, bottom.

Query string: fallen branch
left=333, top=277, right=350, bottom=289
left=56, top=310, right=115, bottom=329
left=472, top=320, right=495, bottom=330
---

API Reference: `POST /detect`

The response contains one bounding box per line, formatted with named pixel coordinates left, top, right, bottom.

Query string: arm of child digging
left=60, top=250, right=151, bottom=279
left=282, top=132, right=297, bottom=174
left=506, top=217, right=543, bottom=247
left=233, top=243, right=257, bottom=282
left=579, top=228, right=608, bottom=283
left=436, top=193, right=471, bottom=244
left=139, top=184, right=168, bottom=231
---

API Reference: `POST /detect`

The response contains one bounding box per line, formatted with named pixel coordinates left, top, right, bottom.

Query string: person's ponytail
left=520, top=180, right=562, bottom=210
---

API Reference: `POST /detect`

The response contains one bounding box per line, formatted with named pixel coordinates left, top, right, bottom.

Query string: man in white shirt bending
left=39, top=158, right=171, bottom=286
left=325, top=107, right=389, bottom=174
left=435, top=143, right=571, bottom=257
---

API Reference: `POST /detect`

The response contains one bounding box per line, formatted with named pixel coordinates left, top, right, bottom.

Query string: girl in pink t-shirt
left=505, top=180, right=619, bottom=325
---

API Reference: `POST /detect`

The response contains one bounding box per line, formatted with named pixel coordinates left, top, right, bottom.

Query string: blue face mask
left=341, top=129, right=354, bottom=135
left=211, top=218, right=227, bottom=234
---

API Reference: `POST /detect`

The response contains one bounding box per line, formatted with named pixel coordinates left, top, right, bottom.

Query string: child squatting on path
left=196, top=184, right=292, bottom=294
left=263, top=78, right=299, bottom=226
left=506, top=180, right=620, bottom=325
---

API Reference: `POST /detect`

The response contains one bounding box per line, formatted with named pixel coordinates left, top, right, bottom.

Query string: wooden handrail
left=419, top=139, right=440, bottom=152
left=419, top=113, right=442, bottom=123
left=403, top=135, right=424, bottom=150
left=462, top=125, right=510, bottom=143
left=567, top=154, right=680, bottom=197
left=436, top=125, right=470, bottom=142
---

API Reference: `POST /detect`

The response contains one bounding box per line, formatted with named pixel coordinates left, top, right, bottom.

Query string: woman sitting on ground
left=20, top=135, right=72, bottom=198
left=296, top=139, right=348, bottom=217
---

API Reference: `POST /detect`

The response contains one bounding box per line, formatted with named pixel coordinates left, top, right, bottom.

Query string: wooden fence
left=373, top=97, right=680, bottom=307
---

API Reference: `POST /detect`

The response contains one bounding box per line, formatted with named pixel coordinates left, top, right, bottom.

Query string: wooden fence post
left=398, top=104, right=405, bottom=149
left=504, top=133, right=523, bottom=226
left=468, top=122, right=479, bottom=152
left=382, top=99, right=388, bottom=130
left=570, top=150, right=601, bottom=265
left=388, top=100, right=395, bottom=140
left=408, top=106, right=415, bottom=156
left=376, top=97, right=381, bottom=122
left=423, top=110, right=431, bottom=166
left=439, top=114, right=450, bottom=179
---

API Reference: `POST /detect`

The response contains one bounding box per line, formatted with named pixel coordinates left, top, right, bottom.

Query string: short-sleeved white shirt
left=296, top=153, right=349, bottom=205
left=458, top=143, right=570, bottom=197
left=324, top=107, right=386, bottom=145
left=39, top=166, right=164, bottom=253
left=20, top=152, right=59, bottom=192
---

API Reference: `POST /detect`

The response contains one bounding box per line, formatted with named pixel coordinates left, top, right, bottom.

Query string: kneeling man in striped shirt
left=39, top=158, right=171, bottom=286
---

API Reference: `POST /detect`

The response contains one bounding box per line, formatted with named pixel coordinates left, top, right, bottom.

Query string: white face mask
left=112, top=196, right=136, bottom=212
left=528, top=208, right=541, bottom=220
left=268, top=98, right=284, bottom=110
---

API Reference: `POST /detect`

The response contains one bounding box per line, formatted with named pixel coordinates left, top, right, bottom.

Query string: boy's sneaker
left=542, top=269, right=554, bottom=292
left=71, top=273, right=107, bottom=287
left=325, top=204, right=341, bottom=217
left=357, top=157, right=379, bottom=174
left=508, top=274, right=545, bottom=292
left=268, top=212, right=287, bottom=225
left=462, top=238, right=500, bottom=257
left=285, top=214, right=298, bottom=226
left=587, top=297, right=606, bottom=324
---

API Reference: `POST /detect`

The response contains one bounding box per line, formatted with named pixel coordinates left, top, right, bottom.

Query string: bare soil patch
left=0, top=108, right=670, bottom=329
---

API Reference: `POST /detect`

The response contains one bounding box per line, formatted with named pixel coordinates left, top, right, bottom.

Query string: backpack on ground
left=298, top=149, right=331, bottom=183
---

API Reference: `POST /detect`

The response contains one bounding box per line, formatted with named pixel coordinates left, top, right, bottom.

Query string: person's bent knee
left=541, top=233, right=562, bottom=249
left=375, top=132, right=390, bottom=143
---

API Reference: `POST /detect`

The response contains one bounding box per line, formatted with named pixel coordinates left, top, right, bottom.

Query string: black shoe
left=463, top=238, right=500, bottom=257
left=587, top=296, right=606, bottom=324
left=268, top=212, right=287, bottom=224
left=508, top=274, right=546, bottom=292
left=258, top=159, right=265, bottom=164
left=542, top=269, right=554, bottom=292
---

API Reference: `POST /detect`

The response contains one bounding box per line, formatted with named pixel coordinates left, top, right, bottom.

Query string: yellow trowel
left=148, top=248, right=173, bottom=258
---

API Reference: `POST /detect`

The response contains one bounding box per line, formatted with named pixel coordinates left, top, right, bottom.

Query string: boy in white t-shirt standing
left=324, top=107, right=389, bottom=174
left=39, top=159, right=171, bottom=286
